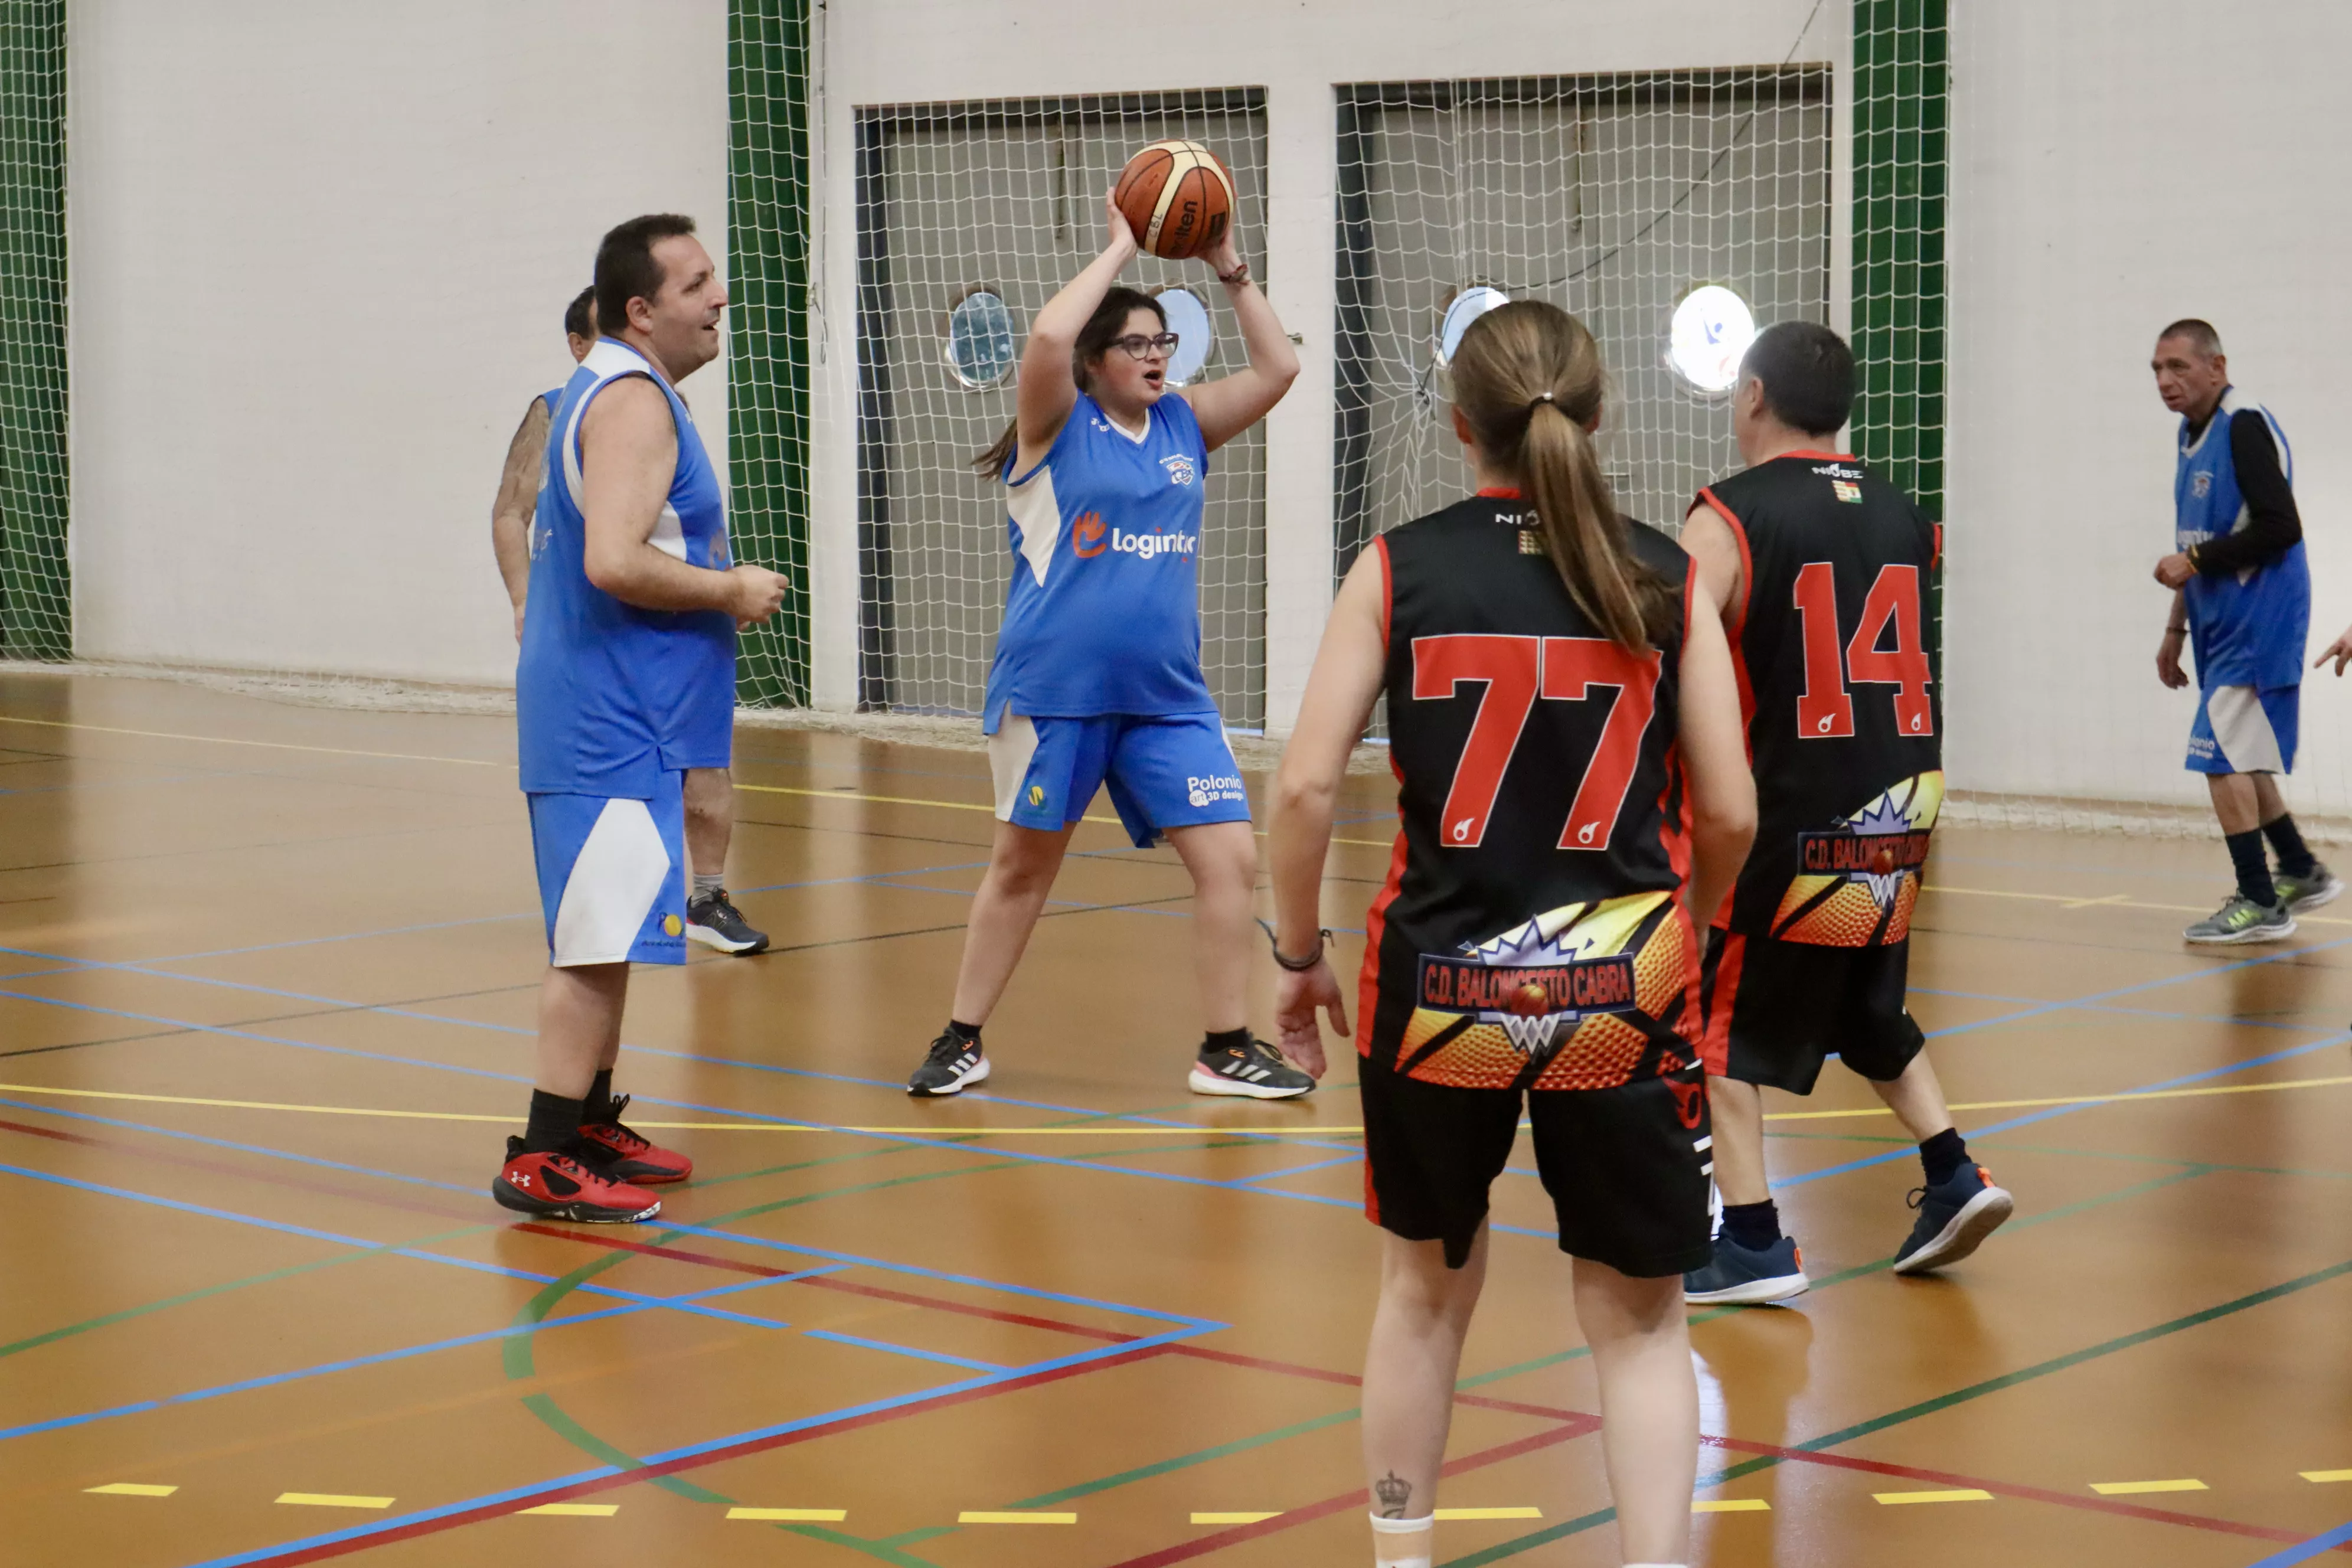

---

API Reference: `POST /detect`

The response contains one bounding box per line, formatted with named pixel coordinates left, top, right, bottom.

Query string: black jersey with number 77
left=1693, top=450, right=1943, bottom=948
left=1360, top=491, right=1713, bottom=1090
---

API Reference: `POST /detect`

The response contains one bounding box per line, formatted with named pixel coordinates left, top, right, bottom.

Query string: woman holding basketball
left=906, top=161, right=1306, bottom=1099
left=1267, top=300, right=1754, bottom=1568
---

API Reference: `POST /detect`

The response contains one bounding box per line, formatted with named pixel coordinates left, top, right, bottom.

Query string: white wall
left=808, top=0, right=1843, bottom=720
left=1946, top=2, right=2352, bottom=811
left=70, top=0, right=729, bottom=684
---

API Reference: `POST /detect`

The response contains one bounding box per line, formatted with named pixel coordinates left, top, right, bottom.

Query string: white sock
left=691, top=871, right=723, bottom=899
left=1369, top=1511, right=1434, bottom=1568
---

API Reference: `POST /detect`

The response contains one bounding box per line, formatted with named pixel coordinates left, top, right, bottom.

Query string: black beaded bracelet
left=1259, top=919, right=1331, bottom=971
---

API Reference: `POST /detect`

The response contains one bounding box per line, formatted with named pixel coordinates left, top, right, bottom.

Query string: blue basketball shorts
left=526, top=772, right=687, bottom=966
left=987, top=710, right=1250, bottom=848
left=2187, top=683, right=2298, bottom=776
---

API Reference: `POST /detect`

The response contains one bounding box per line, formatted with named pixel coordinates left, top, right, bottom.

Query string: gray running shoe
left=2273, top=861, right=2343, bottom=914
left=2182, top=894, right=2296, bottom=945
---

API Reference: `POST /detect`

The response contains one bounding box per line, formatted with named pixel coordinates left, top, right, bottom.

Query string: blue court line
left=0, top=1162, right=785, bottom=1331
left=1922, top=933, right=2352, bottom=1043
left=2245, top=1518, right=2352, bottom=1567
left=1239, top=1154, right=1363, bottom=1184
left=0, top=1095, right=482, bottom=1193
left=0, top=1269, right=833, bottom=1445
left=801, top=1328, right=1009, bottom=1374
left=1770, top=1028, right=2352, bottom=1192
left=177, top=1322, right=1210, bottom=1568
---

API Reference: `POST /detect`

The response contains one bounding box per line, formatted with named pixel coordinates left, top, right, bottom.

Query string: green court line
left=1440, top=1243, right=2352, bottom=1565
left=0, top=1223, right=492, bottom=1361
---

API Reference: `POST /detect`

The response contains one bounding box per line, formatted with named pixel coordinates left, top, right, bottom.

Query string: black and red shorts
left=1358, top=1048, right=1714, bottom=1277
left=1699, top=927, right=1925, bottom=1095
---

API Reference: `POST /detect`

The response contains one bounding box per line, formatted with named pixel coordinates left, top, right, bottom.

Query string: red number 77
left=1411, top=633, right=1662, bottom=850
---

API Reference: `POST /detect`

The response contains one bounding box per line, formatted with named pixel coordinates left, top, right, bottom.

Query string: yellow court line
left=277, top=1493, right=394, bottom=1509
left=6, top=1074, right=2349, bottom=1132
left=2089, top=1478, right=2206, bottom=1495
left=727, top=1507, right=847, bottom=1521
left=0, top=713, right=506, bottom=769
left=521, top=1503, right=618, bottom=1517
left=84, top=1482, right=176, bottom=1497
left=1874, top=1489, right=1993, bottom=1505
left=1192, top=1511, right=1280, bottom=1524
left=1434, top=1507, right=1542, bottom=1520
left=1693, top=1498, right=1770, bottom=1513
left=2302, top=1470, right=2352, bottom=1484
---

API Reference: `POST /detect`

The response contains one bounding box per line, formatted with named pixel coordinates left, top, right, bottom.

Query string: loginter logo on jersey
left=1072, top=512, right=1108, bottom=557
left=1109, top=528, right=1197, bottom=560
left=1185, top=772, right=1245, bottom=809
left=1159, top=453, right=1197, bottom=487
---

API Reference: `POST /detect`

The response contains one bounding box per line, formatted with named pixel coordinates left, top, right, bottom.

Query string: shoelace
left=589, top=1095, right=651, bottom=1154
left=926, top=1031, right=976, bottom=1064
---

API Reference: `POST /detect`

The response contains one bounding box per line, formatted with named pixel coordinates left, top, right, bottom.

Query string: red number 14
left=1791, top=562, right=1933, bottom=740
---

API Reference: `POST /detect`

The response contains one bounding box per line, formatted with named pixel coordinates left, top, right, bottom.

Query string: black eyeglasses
left=1110, top=332, right=1180, bottom=360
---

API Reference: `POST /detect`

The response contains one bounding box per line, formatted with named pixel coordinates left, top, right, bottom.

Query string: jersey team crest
left=1399, top=890, right=1691, bottom=1092
left=1769, top=770, right=1943, bottom=946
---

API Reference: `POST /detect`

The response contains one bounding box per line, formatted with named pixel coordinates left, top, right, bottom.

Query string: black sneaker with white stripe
left=1188, top=1036, right=1314, bottom=1099
left=686, top=887, right=769, bottom=955
left=907, top=1028, right=989, bottom=1096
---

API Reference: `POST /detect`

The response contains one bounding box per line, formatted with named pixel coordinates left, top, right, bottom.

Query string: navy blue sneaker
left=1893, top=1163, right=2013, bottom=1275
left=1683, top=1233, right=1809, bottom=1305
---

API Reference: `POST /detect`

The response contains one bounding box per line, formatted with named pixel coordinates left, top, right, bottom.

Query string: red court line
left=237, top=1342, right=1175, bottom=1567
left=1173, top=1339, right=2341, bottom=1552
left=1102, top=1422, right=1594, bottom=1568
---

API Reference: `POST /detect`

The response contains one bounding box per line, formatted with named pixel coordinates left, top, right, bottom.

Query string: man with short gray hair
left=2148, top=319, right=2331, bottom=943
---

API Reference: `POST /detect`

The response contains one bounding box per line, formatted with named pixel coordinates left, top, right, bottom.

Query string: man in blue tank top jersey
left=491, top=287, right=769, bottom=957
left=493, top=214, right=790, bottom=1223
left=2149, top=319, right=2334, bottom=944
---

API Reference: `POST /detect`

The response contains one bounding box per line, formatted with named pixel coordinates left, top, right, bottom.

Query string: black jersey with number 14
left=1360, top=492, right=1710, bottom=1090
left=1694, top=451, right=1942, bottom=948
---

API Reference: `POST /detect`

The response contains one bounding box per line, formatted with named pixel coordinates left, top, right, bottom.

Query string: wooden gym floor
left=2, top=669, right=2350, bottom=1568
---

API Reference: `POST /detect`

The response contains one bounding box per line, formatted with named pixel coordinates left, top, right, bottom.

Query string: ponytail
left=1450, top=300, right=1675, bottom=652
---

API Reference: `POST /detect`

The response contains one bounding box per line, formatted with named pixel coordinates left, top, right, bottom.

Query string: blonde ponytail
left=1451, top=302, right=1675, bottom=652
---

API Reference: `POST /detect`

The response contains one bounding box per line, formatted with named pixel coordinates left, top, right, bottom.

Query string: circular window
left=1153, top=286, right=1214, bottom=387
left=1434, top=285, right=1510, bottom=367
left=943, top=288, right=1017, bottom=389
left=1666, top=284, right=1756, bottom=394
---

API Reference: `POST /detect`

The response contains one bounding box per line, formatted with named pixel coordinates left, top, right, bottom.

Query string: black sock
left=583, top=1069, right=616, bottom=1125
left=2227, top=829, right=2278, bottom=906
left=947, top=1019, right=982, bottom=1046
left=1919, top=1126, right=1969, bottom=1186
left=2263, top=812, right=2318, bottom=878
left=1721, top=1200, right=1781, bottom=1251
left=1204, top=1026, right=1251, bottom=1056
left=522, top=1089, right=584, bottom=1155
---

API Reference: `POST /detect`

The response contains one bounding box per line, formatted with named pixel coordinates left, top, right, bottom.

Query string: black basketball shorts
left=1698, top=927, right=1926, bottom=1095
left=1357, top=1048, right=1714, bottom=1278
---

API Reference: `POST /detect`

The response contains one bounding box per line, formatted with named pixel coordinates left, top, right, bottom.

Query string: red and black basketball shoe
left=576, top=1095, right=692, bottom=1185
left=493, top=1139, right=661, bottom=1223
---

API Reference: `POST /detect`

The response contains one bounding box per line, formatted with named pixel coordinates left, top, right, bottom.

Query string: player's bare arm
left=1678, top=501, right=1743, bottom=620
left=580, top=377, right=786, bottom=623
left=1011, top=190, right=1141, bottom=471
left=491, top=397, right=550, bottom=641
left=1268, top=547, right=1389, bottom=1079
left=1178, top=228, right=1300, bottom=453
left=2157, top=587, right=2190, bottom=688
left=1675, top=593, right=1757, bottom=925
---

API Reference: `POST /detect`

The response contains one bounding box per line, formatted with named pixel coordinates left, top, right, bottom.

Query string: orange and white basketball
left=1113, top=139, right=1235, bottom=260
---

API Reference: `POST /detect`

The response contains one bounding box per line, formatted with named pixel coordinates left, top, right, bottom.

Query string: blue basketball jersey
left=517, top=338, right=735, bottom=797
left=981, top=391, right=1218, bottom=730
left=540, top=386, right=564, bottom=416
left=2176, top=388, right=2308, bottom=692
